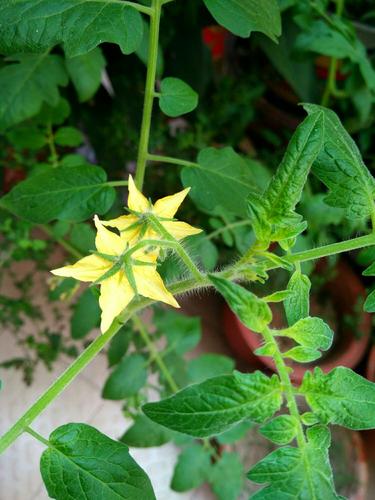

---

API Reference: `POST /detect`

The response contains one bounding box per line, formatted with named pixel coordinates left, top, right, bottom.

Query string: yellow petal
left=101, top=214, right=141, bottom=244
left=128, top=174, right=150, bottom=212
left=51, top=255, right=110, bottom=283
left=99, top=271, right=134, bottom=332
left=153, top=187, right=190, bottom=218
left=134, top=265, right=179, bottom=308
left=94, top=215, right=125, bottom=256
left=162, top=220, right=202, bottom=240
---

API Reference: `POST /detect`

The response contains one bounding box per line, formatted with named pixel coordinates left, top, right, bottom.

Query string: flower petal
left=51, top=255, right=110, bottom=283
left=134, top=265, right=179, bottom=308
left=153, top=187, right=190, bottom=218
left=94, top=215, right=125, bottom=255
left=101, top=214, right=141, bottom=244
left=162, top=220, right=202, bottom=240
left=99, top=271, right=134, bottom=332
left=128, top=174, right=150, bottom=212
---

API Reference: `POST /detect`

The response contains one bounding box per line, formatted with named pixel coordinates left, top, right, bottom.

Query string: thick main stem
left=135, top=0, right=163, bottom=190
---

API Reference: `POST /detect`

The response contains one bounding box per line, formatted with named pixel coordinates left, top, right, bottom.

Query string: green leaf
left=70, top=288, right=100, bottom=339
left=0, top=165, right=116, bottom=223
left=102, top=354, right=147, bottom=400
left=143, top=371, right=282, bottom=438
left=203, top=0, right=281, bottom=41
left=121, top=415, right=175, bottom=448
left=259, top=415, right=297, bottom=445
left=159, top=77, right=198, bottom=117
left=283, top=346, right=322, bottom=363
left=363, top=261, right=375, bottom=276
left=37, top=97, right=71, bottom=126
left=284, top=270, right=311, bottom=326
left=107, top=326, right=132, bottom=367
left=181, top=147, right=265, bottom=217
left=185, top=233, right=219, bottom=271
left=0, top=54, right=68, bottom=130
left=171, top=444, right=212, bottom=492
left=276, top=317, right=333, bottom=352
left=54, top=126, right=84, bottom=147
left=0, top=1, right=143, bottom=57
left=6, top=124, right=46, bottom=150
left=248, top=425, right=339, bottom=499
left=187, top=353, right=235, bottom=384
left=154, top=309, right=201, bottom=355
left=208, top=452, right=244, bottom=500
left=300, top=366, right=375, bottom=430
left=65, top=47, right=106, bottom=102
left=216, top=420, right=253, bottom=444
left=304, top=104, right=375, bottom=220
left=209, top=276, right=272, bottom=333
left=69, top=223, right=96, bottom=254
left=40, top=423, right=155, bottom=500
left=364, top=289, right=375, bottom=312
left=263, top=290, right=293, bottom=303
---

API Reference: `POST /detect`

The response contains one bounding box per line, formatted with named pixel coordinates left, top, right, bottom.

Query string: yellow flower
left=51, top=216, right=179, bottom=333
left=102, top=175, right=201, bottom=243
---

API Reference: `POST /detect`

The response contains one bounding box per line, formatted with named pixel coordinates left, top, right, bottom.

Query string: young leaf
left=54, top=126, right=84, bottom=147
left=65, top=47, right=106, bottom=102
left=181, top=147, right=265, bottom=217
left=364, top=289, right=375, bottom=312
left=143, top=371, right=282, bottom=438
left=0, top=1, right=143, bottom=57
left=0, top=165, right=116, bottom=223
left=0, top=54, right=68, bottom=130
left=159, top=77, right=198, bottom=117
left=40, top=423, right=155, bottom=500
left=70, top=288, right=100, bottom=339
left=208, top=452, right=244, bottom=500
left=187, top=353, right=235, bottom=384
left=284, top=270, right=311, bottom=326
left=209, top=275, right=272, bottom=333
left=102, top=354, right=147, bottom=400
left=282, top=346, right=322, bottom=363
left=259, top=415, right=297, bottom=445
left=263, top=290, right=293, bottom=303
left=121, top=415, right=176, bottom=448
left=303, top=103, right=375, bottom=220
left=203, top=0, right=281, bottom=42
left=171, top=444, right=211, bottom=492
left=154, top=309, right=201, bottom=355
left=275, top=317, right=333, bottom=352
left=300, top=366, right=375, bottom=430
left=248, top=425, right=339, bottom=499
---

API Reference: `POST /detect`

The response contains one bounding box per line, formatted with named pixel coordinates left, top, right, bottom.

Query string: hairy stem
left=135, top=0, right=163, bottom=190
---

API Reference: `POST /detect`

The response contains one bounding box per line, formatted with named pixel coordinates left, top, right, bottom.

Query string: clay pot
left=223, top=260, right=371, bottom=384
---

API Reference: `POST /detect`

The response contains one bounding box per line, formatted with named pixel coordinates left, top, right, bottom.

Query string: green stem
left=122, top=1, right=153, bottom=14
left=46, top=123, right=58, bottom=168
left=106, top=180, right=129, bottom=187
left=133, top=315, right=178, bottom=393
left=25, top=427, right=50, bottom=447
left=135, top=0, right=163, bottom=190
left=147, top=153, right=198, bottom=169
left=40, top=225, right=83, bottom=259
left=261, top=327, right=306, bottom=448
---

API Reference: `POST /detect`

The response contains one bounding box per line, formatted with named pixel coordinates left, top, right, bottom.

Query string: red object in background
left=2, top=167, right=26, bottom=193
left=202, top=26, right=230, bottom=60
left=315, top=56, right=347, bottom=81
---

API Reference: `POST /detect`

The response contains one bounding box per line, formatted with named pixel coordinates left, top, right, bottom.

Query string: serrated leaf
left=70, top=288, right=100, bottom=339
left=275, top=317, right=333, bottom=352
left=0, top=53, right=68, bottom=130
left=248, top=425, right=339, bottom=499
left=210, top=275, right=272, bottom=333
left=203, top=0, right=281, bottom=41
left=283, top=346, right=321, bottom=363
left=208, top=452, right=244, bottom=500
left=121, top=415, right=175, bottom=448
left=102, top=354, right=147, bottom=400
left=54, top=126, right=84, bottom=147
left=40, top=423, right=155, bottom=500
left=159, top=77, right=198, bottom=117
left=0, top=1, right=143, bottom=57
left=142, top=371, right=282, bottom=438
left=181, top=147, right=266, bottom=217
left=154, top=309, right=201, bottom=355
left=259, top=415, right=297, bottom=445
left=0, top=165, right=116, bottom=223
left=187, top=353, right=235, bottom=384
left=304, top=103, right=375, bottom=220
left=65, top=47, right=106, bottom=102
left=300, top=366, right=375, bottom=429
left=284, top=270, right=311, bottom=326
left=364, top=289, right=375, bottom=312
left=171, top=444, right=211, bottom=492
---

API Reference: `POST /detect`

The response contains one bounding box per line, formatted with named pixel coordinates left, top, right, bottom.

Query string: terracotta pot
left=223, top=260, right=371, bottom=384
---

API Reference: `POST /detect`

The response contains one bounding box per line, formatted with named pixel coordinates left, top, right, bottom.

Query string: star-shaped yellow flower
left=102, top=175, right=201, bottom=243
left=51, top=216, right=179, bottom=333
